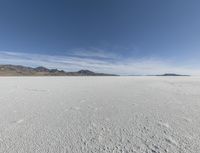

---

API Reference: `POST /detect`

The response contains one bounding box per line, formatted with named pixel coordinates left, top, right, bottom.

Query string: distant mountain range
left=0, top=64, right=190, bottom=76
left=0, top=65, right=117, bottom=76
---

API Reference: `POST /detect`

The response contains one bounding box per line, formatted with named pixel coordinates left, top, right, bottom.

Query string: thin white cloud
left=70, top=47, right=120, bottom=59
left=0, top=51, right=199, bottom=75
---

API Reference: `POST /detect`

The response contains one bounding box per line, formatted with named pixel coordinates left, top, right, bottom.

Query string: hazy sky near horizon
left=0, top=0, right=200, bottom=75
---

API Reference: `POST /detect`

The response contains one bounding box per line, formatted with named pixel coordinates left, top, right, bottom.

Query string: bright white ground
left=0, top=77, right=199, bottom=153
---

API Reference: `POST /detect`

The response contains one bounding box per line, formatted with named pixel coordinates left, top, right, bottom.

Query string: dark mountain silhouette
left=0, top=64, right=117, bottom=76
left=156, top=73, right=190, bottom=76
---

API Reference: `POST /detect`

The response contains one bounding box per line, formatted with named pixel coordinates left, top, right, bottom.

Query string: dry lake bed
left=0, top=77, right=199, bottom=153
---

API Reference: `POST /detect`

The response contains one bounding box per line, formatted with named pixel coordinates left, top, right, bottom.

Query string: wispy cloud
left=0, top=51, right=199, bottom=75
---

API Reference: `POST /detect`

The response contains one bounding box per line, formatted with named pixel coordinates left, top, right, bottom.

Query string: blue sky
left=0, top=0, right=200, bottom=75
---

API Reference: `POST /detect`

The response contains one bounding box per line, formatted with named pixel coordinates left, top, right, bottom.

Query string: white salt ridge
left=165, top=136, right=178, bottom=146
left=158, top=122, right=171, bottom=129
left=16, top=119, right=24, bottom=124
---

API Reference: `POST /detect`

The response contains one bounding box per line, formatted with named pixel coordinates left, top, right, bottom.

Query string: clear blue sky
left=0, top=0, right=200, bottom=75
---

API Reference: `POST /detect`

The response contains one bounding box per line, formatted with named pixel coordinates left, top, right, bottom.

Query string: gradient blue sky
left=0, top=0, right=200, bottom=75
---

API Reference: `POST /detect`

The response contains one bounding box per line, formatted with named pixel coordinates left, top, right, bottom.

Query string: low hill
left=156, top=73, right=190, bottom=76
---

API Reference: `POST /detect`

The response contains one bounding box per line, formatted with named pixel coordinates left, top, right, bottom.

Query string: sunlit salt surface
left=0, top=77, right=199, bottom=153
